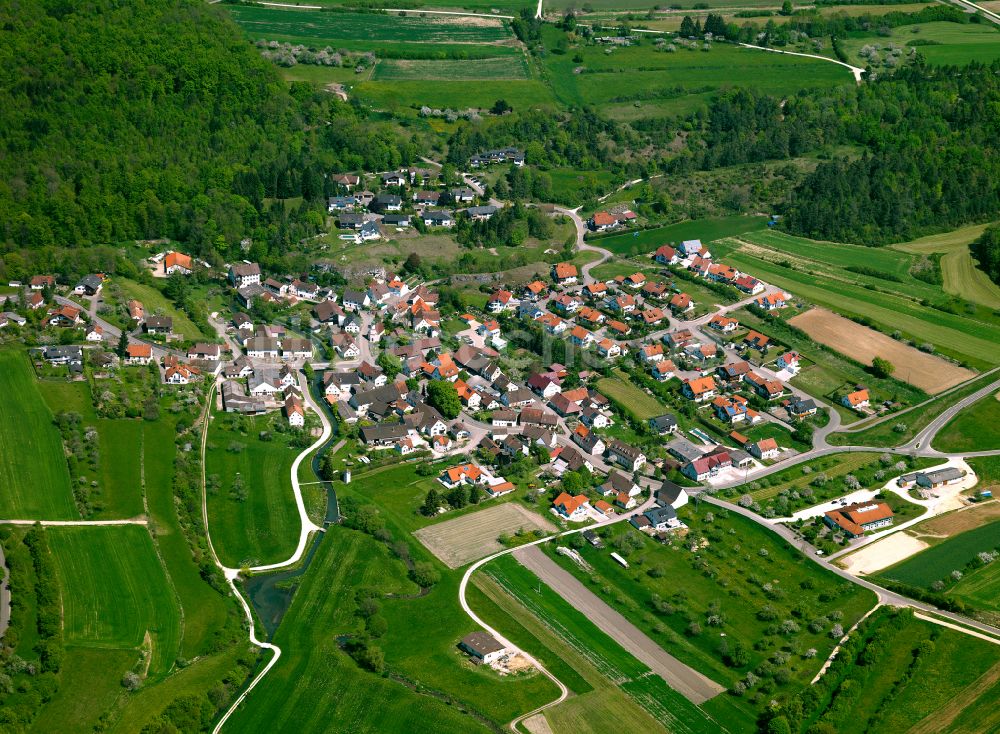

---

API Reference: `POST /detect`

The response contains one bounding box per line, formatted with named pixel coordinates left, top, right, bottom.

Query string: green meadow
left=593, top=215, right=769, bottom=256
left=0, top=350, right=77, bottom=519
left=879, top=520, right=1000, bottom=589
left=205, top=411, right=301, bottom=568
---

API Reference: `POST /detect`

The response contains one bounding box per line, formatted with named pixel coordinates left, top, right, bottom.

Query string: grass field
left=113, top=278, right=206, bottom=341
left=354, top=78, right=556, bottom=114
left=483, top=555, right=726, bottom=734
left=31, top=647, right=139, bottom=733
left=841, top=21, right=1000, bottom=67
left=890, top=222, right=1000, bottom=309
left=594, top=215, right=769, bottom=256
left=540, top=32, right=851, bottom=119
left=789, top=308, right=975, bottom=394
left=538, top=507, right=876, bottom=729
left=49, top=525, right=181, bottom=676
left=143, top=416, right=230, bottom=659
left=597, top=371, right=669, bottom=419
left=933, top=391, right=1000, bottom=452
left=414, top=502, right=555, bottom=568
left=93, top=419, right=146, bottom=518
left=723, top=231, right=1000, bottom=368
left=807, top=609, right=1000, bottom=734
left=0, top=350, right=77, bottom=519
left=227, top=528, right=549, bottom=732
left=373, top=56, right=529, bottom=80
left=879, top=520, right=1000, bottom=589
left=205, top=412, right=300, bottom=568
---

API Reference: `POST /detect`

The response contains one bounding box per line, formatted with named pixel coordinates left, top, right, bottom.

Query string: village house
left=422, top=210, right=454, bottom=228
left=734, top=275, right=765, bottom=295
left=73, top=274, right=103, bottom=296
left=824, top=502, right=894, bottom=538
left=284, top=396, right=305, bottom=427
left=42, top=345, right=83, bottom=366
left=649, top=414, right=678, bottom=436
left=30, top=275, right=56, bottom=290
left=162, top=251, right=193, bottom=276
left=843, top=389, right=870, bottom=410
left=143, top=315, right=172, bottom=335
left=553, top=492, right=591, bottom=521
left=460, top=632, right=506, bottom=666
left=776, top=351, right=801, bottom=373
left=708, top=314, right=739, bottom=333
left=522, top=281, right=547, bottom=301
left=744, top=372, right=785, bottom=400
left=750, top=437, right=780, bottom=460
left=682, top=375, right=717, bottom=402
left=606, top=440, right=646, bottom=472
left=651, top=359, right=677, bottom=382
left=682, top=450, right=732, bottom=481
left=487, top=289, right=514, bottom=314
left=125, top=343, right=153, bottom=365
left=743, top=330, right=770, bottom=352
left=551, top=262, right=578, bottom=285
left=755, top=292, right=789, bottom=311
left=229, top=262, right=261, bottom=289
left=713, top=395, right=749, bottom=423
left=653, top=245, right=678, bottom=265
left=85, top=324, right=103, bottom=342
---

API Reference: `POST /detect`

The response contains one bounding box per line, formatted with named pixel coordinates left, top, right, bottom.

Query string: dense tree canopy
left=0, top=0, right=414, bottom=260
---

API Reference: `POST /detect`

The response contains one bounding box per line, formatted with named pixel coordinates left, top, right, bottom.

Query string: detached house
left=126, top=343, right=153, bottom=365
left=776, top=351, right=800, bottom=374
left=654, top=245, right=677, bottom=265
left=606, top=440, right=646, bottom=472
left=682, top=376, right=717, bottom=402
left=669, top=293, right=694, bottom=314
left=553, top=493, right=591, bottom=521
left=229, top=263, right=261, bottom=289
left=551, top=262, right=578, bottom=285
left=162, top=251, right=193, bottom=275
left=755, top=292, right=789, bottom=311
left=74, top=274, right=104, bottom=296
left=708, top=314, right=739, bottom=333
left=842, top=389, right=870, bottom=410
left=749, top=438, right=780, bottom=460
left=743, top=330, right=770, bottom=352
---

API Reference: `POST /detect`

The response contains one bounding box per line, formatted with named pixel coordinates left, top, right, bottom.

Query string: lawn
left=226, top=528, right=544, bottom=732
left=205, top=411, right=301, bottom=568
left=482, top=554, right=726, bottom=734
left=0, top=349, right=77, bottom=519
left=594, top=215, right=769, bottom=257
left=538, top=506, right=876, bottom=727
left=933, top=391, right=1000, bottom=452
left=878, top=520, right=1000, bottom=590
left=48, top=525, right=182, bottom=677
left=724, top=233, right=1000, bottom=368
left=113, top=278, right=206, bottom=341
left=597, top=371, right=669, bottom=420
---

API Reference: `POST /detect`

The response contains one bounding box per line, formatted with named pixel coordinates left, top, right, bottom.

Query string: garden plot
left=414, top=503, right=555, bottom=568
left=788, top=308, right=975, bottom=394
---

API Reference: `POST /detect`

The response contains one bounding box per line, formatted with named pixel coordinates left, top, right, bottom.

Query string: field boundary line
left=0, top=519, right=148, bottom=526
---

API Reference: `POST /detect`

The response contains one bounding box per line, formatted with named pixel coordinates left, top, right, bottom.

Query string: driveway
left=513, top=545, right=726, bottom=704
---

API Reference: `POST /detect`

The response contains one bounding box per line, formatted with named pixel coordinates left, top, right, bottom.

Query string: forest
left=0, top=0, right=416, bottom=263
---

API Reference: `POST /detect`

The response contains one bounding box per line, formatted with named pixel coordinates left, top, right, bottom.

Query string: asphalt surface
left=513, top=545, right=726, bottom=704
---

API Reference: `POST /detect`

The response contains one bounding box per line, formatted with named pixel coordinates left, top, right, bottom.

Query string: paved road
left=514, top=545, right=726, bottom=704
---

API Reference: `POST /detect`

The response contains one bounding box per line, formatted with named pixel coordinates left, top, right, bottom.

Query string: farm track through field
left=908, top=659, right=1000, bottom=734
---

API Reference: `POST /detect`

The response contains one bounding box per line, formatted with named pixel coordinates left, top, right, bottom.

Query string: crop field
left=933, top=391, right=1000, bottom=452
left=205, top=412, right=299, bottom=568
left=541, top=34, right=851, bottom=119
left=0, top=349, right=77, bottom=519
left=354, top=78, right=556, bottom=114
left=228, top=5, right=514, bottom=48
left=49, top=525, right=181, bottom=676
left=788, top=308, right=975, bottom=394
left=484, top=555, right=725, bottom=734
left=594, top=215, right=768, bottom=256
left=723, top=233, right=1000, bottom=368
left=31, top=647, right=140, bottom=733
left=597, top=372, right=669, bottom=419
left=373, top=55, right=529, bottom=80
left=414, top=502, right=556, bottom=568
left=879, top=520, right=1000, bottom=589
left=950, top=556, right=1000, bottom=613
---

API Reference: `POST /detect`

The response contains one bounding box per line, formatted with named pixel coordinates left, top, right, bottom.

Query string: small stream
left=243, top=374, right=341, bottom=635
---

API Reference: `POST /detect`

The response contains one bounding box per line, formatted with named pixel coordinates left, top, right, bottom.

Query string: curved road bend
left=198, top=375, right=333, bottom=733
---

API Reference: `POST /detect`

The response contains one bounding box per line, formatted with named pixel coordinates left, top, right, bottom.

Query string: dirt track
left=789, top=308, right=975, bottom=394
left=513, top=545, right=725, bottom=704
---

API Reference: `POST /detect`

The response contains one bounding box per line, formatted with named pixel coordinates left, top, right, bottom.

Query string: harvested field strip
left=373, top=56, right=528, bottom=80
left=0, top=349, right=77, bottom=519
left=414, top=502, right=555, bottom=569
left=890, top=222, right=992, bottom=254
left=908, top=660, right=1000, bottom=734
left=787, top=307, right=976, bottom=394
left=950, top=561, right=1000, bottom=613
left=910, top=501, right=1000, bottom=541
